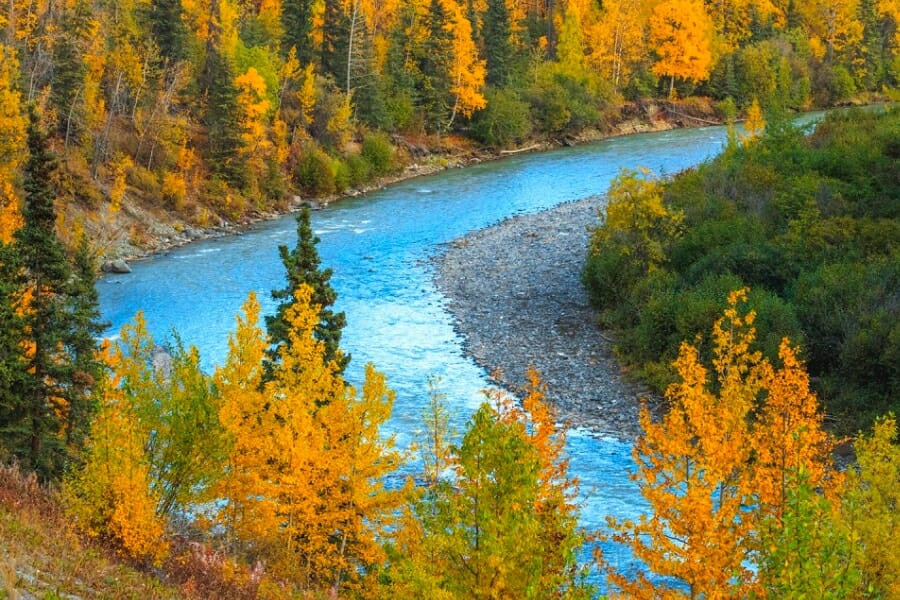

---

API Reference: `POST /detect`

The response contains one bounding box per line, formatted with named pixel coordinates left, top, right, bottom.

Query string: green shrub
left=345, top=153, right=372, bottom=187
left=361, top=131, right=395, bottom=176
left=294, top=144, right=335, bottom=196
left=331, top=157, right=350, bottom=193
left=471, top=87, right=532, bottom=148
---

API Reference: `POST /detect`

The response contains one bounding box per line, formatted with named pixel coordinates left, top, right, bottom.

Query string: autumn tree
left=588, top=167, right=682, bottom=277
left=266, top=207, right=349, bottom=377
left=649, top=0, right=714, bottom=97
left=387, top=371, right=592, bottom=598
left=603, top=289, right=841, bottom=597
left=217, top=287, right=401, bottom=593
left=65, top=339, right=169, bottom=564
left=445, top=0, right=487, bottom=128
left=66, top=312, right=223, bottom=561
left=743, top=97, right=766, bottom=141
left=839, top=415, right=900, bottom=597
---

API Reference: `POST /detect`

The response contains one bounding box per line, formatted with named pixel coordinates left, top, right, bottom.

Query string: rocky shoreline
left=433, top=196, right=659, bottom=439
left=97, top=102, right=697, bottom=267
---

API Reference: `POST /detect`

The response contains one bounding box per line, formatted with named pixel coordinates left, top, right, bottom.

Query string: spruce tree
left=321, top=0, right=351, bottom=85
left=63, top=233, right=108, bottom=453
left=148, top=0, right=187, bottom=64
left=481, top=0, right=515, bottom=86
left=0, top=240, right=28, bottom=465
left=418, top=0, right=453, bottom=131
left=266, top=208, right=349, bottom=378
left=12, top=109, right=91, bottom=478
left=282, top=0, right=316, bottom=64
left=204, top=46, right=247, bottom=188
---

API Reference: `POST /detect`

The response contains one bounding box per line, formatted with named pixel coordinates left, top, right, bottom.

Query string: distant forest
left=0, top=0, right=898, bottom=244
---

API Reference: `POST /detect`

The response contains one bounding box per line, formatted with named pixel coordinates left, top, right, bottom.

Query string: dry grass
left=0, top=463, right=183, bottom=600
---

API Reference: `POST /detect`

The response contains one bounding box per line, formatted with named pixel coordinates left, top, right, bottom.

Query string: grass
left=0, top=464, right=184, bottom=600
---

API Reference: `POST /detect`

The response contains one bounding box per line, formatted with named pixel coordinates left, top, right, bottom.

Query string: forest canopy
left=584, top=107, right=900, bottom=433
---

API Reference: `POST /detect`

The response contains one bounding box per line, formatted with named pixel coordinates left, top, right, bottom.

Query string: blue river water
left=97, top=117, right=821, bottom=585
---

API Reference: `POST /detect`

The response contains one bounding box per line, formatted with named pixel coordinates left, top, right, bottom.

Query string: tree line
left=1, top=0, right=898, bottom=247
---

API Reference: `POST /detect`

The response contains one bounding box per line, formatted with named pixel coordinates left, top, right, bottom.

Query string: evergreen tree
left=481, top=0, right=515, bottom=86
left=204, top=45, right=247, bottom=188
left=63, top=233, right=107, bottom=453
left=13, top=110, right=86, bottom=478
left=266, top=208, right=349, bottom=377
left=321, top=0, right=350, bottom=85
left=282, top=0, right=316, bottom=64
left=419, top=0, right=453, bottom=131
left=148, top=0, right=187, bottom=64
left=0, top=239, right=27, bottom=465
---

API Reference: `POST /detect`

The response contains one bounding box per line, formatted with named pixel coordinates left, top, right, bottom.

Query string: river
left=97, top=118, right=820, bottom=585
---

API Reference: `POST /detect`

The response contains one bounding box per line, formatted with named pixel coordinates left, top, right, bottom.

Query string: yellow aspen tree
left=108, top=153, right=133, bottom=213
left=751, top=339, right=839, bottom=521
left=444, top=0, right=486, bottom=128
left=0, top=44, right=26, bottom=242
left=296, top=63, right=317, bottom=133
left=216, top=286, right=401, bottom=594
left=649, top=0, right=714, bottom=97
left=604, top=289, right=763, bottom=598
left=589, top=0, right=653, bottom=90
left=507, top=367, right=588, bottom=595
left=315, top=364, right=403, bottom=595
left=742, top=97, right=766, bottom=142
left=835, top=416, right=900, bottom=598
left=794, top=0, right=863, bottom=59
left=214, top=292, right=277, bottom=554
left=234, top=66, right=274, bottom=188
left=65, top=339, right=169, bottom=565
left=556, top=0, right=587, bottom=77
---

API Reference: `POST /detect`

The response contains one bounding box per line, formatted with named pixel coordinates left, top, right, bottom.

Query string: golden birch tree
left=649, top=0, right=714, bottom=97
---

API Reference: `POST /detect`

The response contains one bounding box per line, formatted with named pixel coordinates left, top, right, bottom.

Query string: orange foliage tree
left=603, top=289, right=840, bottom=597
left=215, top=287, right=403, bottom=594
left=649, top=0, right=714, bottom=97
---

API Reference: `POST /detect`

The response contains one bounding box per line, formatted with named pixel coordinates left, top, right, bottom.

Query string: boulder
left=106, top=259, right=132, bottom=274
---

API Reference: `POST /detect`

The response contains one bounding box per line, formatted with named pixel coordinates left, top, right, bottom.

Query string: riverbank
left=433, top=196, right=658, bottom=438
left=94, top=99, right=706, bottom=266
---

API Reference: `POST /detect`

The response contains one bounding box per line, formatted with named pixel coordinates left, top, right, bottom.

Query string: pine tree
left=266, top=208, right=349, bottom=377
left=13, top=109, right=81, bottom=478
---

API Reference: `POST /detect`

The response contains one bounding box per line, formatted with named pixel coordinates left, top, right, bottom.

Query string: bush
left=345, top=153, right=372, bottom=187
left=294, top=144, right=335, bottom=196
left=471, top=87, right=532, bottom=148
left=361, top=131, right=395, bottom=176
left=331, top=157, right=350, bottom=193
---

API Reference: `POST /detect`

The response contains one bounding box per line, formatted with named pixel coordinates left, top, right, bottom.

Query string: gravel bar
left=433, top=196, right=656, bottom=439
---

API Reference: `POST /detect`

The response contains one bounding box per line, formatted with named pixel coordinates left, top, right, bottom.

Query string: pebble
left=433, top=196, right=658, bottom=439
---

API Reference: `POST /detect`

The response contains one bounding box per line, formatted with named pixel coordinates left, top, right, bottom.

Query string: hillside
left=1, top=1, right=898, bottom=259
